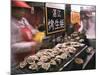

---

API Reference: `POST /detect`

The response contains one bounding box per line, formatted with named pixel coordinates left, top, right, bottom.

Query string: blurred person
left=80, top=6, right=96, bottom=49
left=80, top=6, right=96, bottom=70
left=11, top=1, right=40, bottom=70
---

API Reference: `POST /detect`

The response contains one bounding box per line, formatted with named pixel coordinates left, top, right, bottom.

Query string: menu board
left=45, top=7, right=65, bottom=35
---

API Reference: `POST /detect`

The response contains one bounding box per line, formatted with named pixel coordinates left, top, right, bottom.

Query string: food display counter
left=11, top=32, right=94, bottom=74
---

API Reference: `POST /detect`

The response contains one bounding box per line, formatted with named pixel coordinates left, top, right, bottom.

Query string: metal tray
left=12, top=45, right=87, bottom=74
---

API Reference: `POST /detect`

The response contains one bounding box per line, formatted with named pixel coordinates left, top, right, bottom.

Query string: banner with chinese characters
left=45, top=6, right=65, bottom=35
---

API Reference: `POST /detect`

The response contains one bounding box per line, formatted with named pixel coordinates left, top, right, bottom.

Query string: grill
left=11, top=45, right=87, bottom=74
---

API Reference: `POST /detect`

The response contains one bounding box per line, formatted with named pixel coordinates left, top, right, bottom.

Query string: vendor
left=80, top=6, right=96, bottom=49
left=11, top=0, right=39, bottom=66
left=80, top=6, right=96, bottom=69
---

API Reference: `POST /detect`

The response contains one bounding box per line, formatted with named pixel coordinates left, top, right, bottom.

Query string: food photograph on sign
left=11, top=0, right=96, bottom=74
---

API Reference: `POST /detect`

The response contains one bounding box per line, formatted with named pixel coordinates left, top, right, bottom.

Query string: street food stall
left=11, top=1, right=96, bottom=74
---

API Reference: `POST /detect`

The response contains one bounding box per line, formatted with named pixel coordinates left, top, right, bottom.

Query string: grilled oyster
left=50, top=59, right=57, bottom=65
left=26, top=55, right=39, bottom=64
left=39, top=55, right=50, bottom=62
left=60, top=53, right=68, bottom=59
left=19, top=60, right=27, bottom=68
left=41, top=63, right=50, bottom=71
left=29, top=63, right=38, bottom=71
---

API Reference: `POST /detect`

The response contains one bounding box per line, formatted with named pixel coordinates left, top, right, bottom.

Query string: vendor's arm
left=11, top=41, right=37, bottom=53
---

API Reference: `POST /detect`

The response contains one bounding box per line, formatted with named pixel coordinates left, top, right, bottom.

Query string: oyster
left=19, top=60, right=27, bottom=68
left=29, top=63, right=38, bottom=71
left=41, top=63, right=50, bottom=71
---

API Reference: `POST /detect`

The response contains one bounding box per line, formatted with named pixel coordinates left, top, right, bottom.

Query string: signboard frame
left=45, top=4, right=66, bottom=35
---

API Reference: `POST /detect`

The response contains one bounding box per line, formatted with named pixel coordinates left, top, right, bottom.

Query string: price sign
left=45, top=7, right=65, bottom=35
